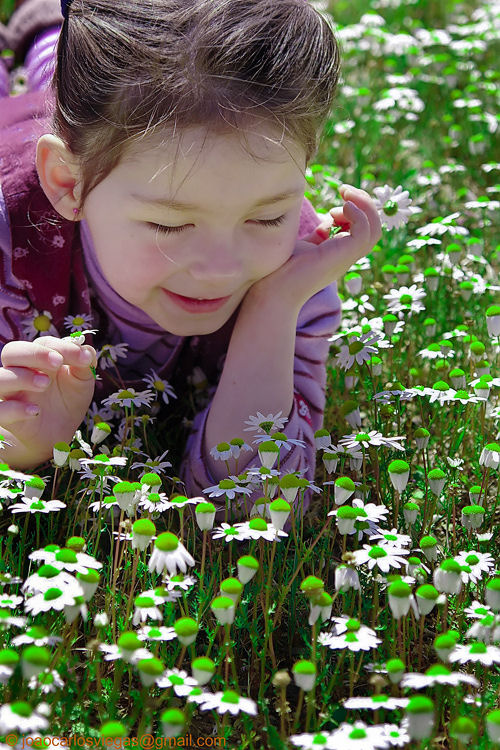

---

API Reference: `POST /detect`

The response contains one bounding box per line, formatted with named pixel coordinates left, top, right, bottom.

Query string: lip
left=162, top=289, right=232, bottom=313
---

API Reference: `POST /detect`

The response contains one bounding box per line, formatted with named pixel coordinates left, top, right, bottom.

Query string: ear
left=36, top=134, right=83, bottom=221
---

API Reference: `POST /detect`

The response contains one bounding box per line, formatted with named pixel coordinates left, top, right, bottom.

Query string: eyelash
left=149, top=215, right=286, bottom=235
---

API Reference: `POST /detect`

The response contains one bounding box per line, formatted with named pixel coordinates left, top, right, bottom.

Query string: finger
left=315, top=202, right=372, bottom=276
left=339, top=186, right=382, bottom=243
left=0, top=366, right=51, bottom=396
left=0, top=398, right=42, bottom=424
left=1, top=339, right=95, bottom=373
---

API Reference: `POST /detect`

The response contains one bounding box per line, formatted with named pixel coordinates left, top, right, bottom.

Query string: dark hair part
left=51, top=0, right=341, bottom=209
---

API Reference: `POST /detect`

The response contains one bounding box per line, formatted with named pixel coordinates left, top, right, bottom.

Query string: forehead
left=117, top=123, right=307, bottom=196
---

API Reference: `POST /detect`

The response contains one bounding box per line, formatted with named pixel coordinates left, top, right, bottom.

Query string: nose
left=188, top=240, right=243, bottom=283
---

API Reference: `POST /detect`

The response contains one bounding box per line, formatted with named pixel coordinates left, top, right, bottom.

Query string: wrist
left=242, top=277, right=302, bottom=319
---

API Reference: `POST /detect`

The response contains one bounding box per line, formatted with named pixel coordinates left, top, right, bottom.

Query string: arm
left=203, top=283, right=300, bottom=482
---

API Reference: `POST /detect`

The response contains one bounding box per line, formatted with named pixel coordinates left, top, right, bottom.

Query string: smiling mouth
left=162, top=289, right=232, bottom=313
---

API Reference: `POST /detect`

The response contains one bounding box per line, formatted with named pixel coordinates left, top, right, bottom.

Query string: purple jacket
left=0, top=89, right=342, bottom=518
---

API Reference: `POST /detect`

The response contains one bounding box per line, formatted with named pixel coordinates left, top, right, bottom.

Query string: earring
left=73, top=207, right=80, bottom=219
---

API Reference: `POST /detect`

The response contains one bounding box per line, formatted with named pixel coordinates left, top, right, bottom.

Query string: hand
left=246, top=184, right=382, bottom=311
left=0, top=336, right=97, bottom=470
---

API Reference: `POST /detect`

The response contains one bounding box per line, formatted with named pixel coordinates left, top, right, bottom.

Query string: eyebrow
left=130, top=188, right=304, bottom=212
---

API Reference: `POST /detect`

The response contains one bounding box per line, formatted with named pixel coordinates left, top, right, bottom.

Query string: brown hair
left=51, top=0, right=341, bottom=210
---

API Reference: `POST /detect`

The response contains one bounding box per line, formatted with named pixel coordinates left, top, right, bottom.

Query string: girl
left=0, top=0, right=381, bottom=519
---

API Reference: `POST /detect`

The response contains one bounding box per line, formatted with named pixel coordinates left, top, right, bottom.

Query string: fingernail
left=79, top=350, right=92, bottom=364
left=48, top=351, right=64, bottom=367
left=33, top=374, right=50, bottom=388
left=25, top=404, right=40, bottom=416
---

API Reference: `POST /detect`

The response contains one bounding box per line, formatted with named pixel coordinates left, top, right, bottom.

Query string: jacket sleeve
left=178, top=199, right=341, bottom=519
left=0, top=183, right=32, bottom=349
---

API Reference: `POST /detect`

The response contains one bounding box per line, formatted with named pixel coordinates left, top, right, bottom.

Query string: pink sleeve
left=179, top=199, right=341, bottom=521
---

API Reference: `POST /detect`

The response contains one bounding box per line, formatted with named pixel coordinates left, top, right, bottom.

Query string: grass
left=0, top=0, right=499, bottom=747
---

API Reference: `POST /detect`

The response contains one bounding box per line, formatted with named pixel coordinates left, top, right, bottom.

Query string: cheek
left=252, top=232, right=295, bottom=273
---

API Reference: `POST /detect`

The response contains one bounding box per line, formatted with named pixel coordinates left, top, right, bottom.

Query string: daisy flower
left=400, top=665, right=479, bottom=690
left=163, top=573, right=197, bottom=592
left=454, top=551, right=495, bottom=584
left=372, top=184, right=413, bottom=231
left=167, top=494, right=202, bottom=511
left=289, top=732, right=335, bottom=748
left=0, top=701, right=49, bottom=733
left=24, top=585, right=84, bottom=615
left=99, top=643, right=153, bottom=664
left=63, top=313, right=95, bottom=333
left=339, top=430, right=406, bottom=452
left=352, top=498, right=390, bottom=540
left=129, top=448, right=173, bottom=474
left=21, top=308, right=59, bottom=341
left=136, top=625, right=176, bottom=643
left=449, top=641, right=500, bottom=666
left=9, top=498, right=66, bottom=515
left=243, top=410, right=288, bottom=434
left=137, top=492, right=172, bottom=513
left=0, top=594, right=23, bottom=609
left=330, top=616, right=378, bottom=639
left=22, top=567, right=77, bottom=594
left=252, top=432, right=306, bottom=452
left=416, top=212, right=469, bottom=238
left=422, top=383, right=457, bottom=405
left=233, top=519, right=288, bottom=543
left=354, top=544, right=409, bottom=574
left=328, top=720, right=390, bottom=749
left=464, top=601, right=493, bottom=620
left=142, top=369, right=177, bottom=405
left=372, top=387, right=416, bottom=404
left=148, top=533, right=195, bottom=577
left=198, top=690, right=257, bottom=716
left=334, top=332, right=381, bottom=371
left=341, top=293, right=376, bottom=318
left=156, top=668, right=199, bottom=697
left=132, top=596, right=163, bottom=626
left=370, top=529, right=412, bottom=548
left=28, top=669, right=65, bottom=694
left=380, top=723, right=411, bottom=748
left=203, top=479, right=252, bottom=501
left=344, top=695, right=409, bottom=710
left=102, top=388, right=155, bottom=410
left=383, top=285, right=426, bottom=316
left=319, top=628, right=381, bottom=653
left=0, top=609, right=27, bottom=629
left=31, top=547, right=102, bottom=575
left=11, top=625, right=61, bottom=647
left=96, top=342, right=129, bottom=370
left=211, top=523, right=248, bottom=543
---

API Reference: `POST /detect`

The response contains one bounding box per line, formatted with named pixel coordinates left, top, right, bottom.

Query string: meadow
left=0, top=0, right=499, bottom=747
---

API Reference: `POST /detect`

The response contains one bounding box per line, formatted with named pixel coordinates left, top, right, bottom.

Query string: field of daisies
left=0, top=0, right=499, bottom=747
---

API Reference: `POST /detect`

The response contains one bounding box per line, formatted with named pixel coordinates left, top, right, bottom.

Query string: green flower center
left=465, top=554, right=479, bottom=565
left=349, top=728, right=367, bottom=739
left=221, top=690, right=240, bottom=704
left=117, top=390, right=135, bottom=399
left=349, top=341, right=365, bottom=354
left=383, top=199, right=398, bottom=216
left=400, top=294, right=412, bottom=305
left=33, top=313, right=51, bottom=332
left=369, top=546, right=388, bottom=559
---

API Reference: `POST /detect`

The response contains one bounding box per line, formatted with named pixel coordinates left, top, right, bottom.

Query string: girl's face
left=80, top=124, right=307, bottom=335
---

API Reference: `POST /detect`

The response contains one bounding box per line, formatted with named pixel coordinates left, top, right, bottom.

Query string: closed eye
left=148, top=215, right=286, bottom=234
left=148, top=223, right=191, bottom=235
left=250, top=215, right=286, bottom=227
